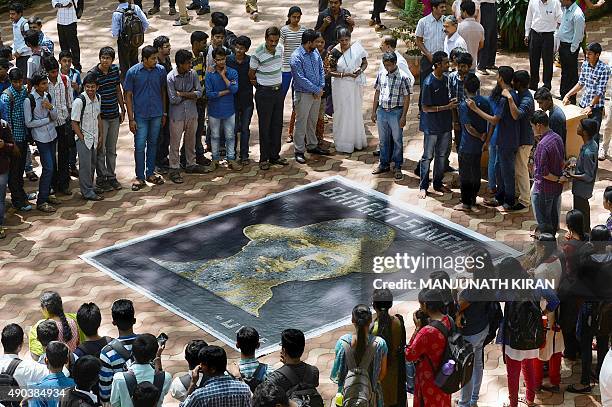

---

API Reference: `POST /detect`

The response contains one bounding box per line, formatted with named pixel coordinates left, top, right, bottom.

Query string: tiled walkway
left=1, top=0, right=610, bottom=405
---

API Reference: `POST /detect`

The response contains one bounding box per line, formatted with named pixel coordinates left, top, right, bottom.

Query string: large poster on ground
left=82, top=176, right=520, bottom=354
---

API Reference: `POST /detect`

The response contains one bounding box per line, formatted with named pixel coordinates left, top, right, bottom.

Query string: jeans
left=532, top=189, right=561, bottom=235
left=488, top=144, right=498, bottom=191
left=495, top=147, right=517, bottom=207
left=281, top=71, right=293, bottom=104
left=235, top=104, right=254, bottom=159
left=35, top=139, right=57, bottom=206
left=377, top=107, right=404, bottom=169
left=209, top=115, right=236, bottom=161
left=57, top=22, right=81, bottom=71
left=156, top=113, right=171, bottom=168
left=255, top=86, right=284, bottom=162
left=419, top=131, right=450, bottom=191
left=8, top=140, right=28, bottom=208
left=528, top=30, right=554, bottom=90
left=0, top=172, right=8, bottom=226
left=134, top=116, right=162, bottom=180
left=458, top=151, right=481, bottom=206
left=458, top=325, right=488, bottom=407
left=96, top=117, right=121, bottom=182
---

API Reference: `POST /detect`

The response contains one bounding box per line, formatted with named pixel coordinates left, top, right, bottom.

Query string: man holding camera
left=314, top=0, right=354, bottom=49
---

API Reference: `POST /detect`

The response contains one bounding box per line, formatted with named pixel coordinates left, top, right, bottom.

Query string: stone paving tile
left=1, top=0, right=610, bottom=406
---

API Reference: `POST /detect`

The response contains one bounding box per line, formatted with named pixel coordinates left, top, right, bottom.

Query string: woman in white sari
left=329, top=28, right=368, bottom=154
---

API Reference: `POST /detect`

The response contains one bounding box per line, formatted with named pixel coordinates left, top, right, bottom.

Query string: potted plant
left=391, top=0, right=423, bottom=80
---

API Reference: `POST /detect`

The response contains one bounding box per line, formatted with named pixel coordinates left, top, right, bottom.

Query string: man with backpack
left=52, top=0, right=82, bottom=72
left=61, top=356, right=102, bottom=407
left=111, top=0, right=149, bottom=81
left=0, top=323, right=49, bottom=406
left=110, top=334, right=171, bottom=407
left=99, top=299, right=138, bottom=405
left=30, top=342, right=76, bottom=407
left=181, top=345, right=252, bottom=407
left=25, top=30, right=49, bottom=87
left=75, top=303, right=112, bottom=359
left=9, top=3, right=31, bottom=75
left=264, top=329, right=322, bottom=407
left=232, top=327, right=272, bottom=391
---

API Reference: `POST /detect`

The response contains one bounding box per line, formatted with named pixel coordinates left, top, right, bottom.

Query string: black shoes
left=307, top=147, right=331, bottom=155
left=295, top=153, right=306, bottom=164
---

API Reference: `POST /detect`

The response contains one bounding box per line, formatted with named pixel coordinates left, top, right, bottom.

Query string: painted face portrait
left=151, top=218, right=396, bottom=316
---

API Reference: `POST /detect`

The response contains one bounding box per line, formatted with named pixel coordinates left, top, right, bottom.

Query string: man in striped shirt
left=98, top=299, right=137, bottom=404
left=181, top=346, right=251, bottom=407
left=90, top=46, right=125, bottom=192
left=248, top=26, right=287, bottom=171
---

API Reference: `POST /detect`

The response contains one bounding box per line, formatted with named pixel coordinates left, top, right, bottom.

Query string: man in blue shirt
left=30, top=341, right=75, bottom=407
left=456, top=73, right=489, bottom=212
left=290, top=29, right=329, bottom=164
left=468, top=65, right=519, bottom=210
left=124, top=46, right=167, bottom=191
left=418, top=51, right=457, bottom=199
left=505, top=70, right=534, bottom=211
left=205, top=46, right=240, bottom=171
left=558, top=0, right=585, bottom=105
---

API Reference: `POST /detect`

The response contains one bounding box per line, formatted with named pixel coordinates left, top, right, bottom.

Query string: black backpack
left=278, top=365, right=324, bottom=407
left=60, top=388, right=98, bottom=407
left=0, top=358, right=22, bottom=407
left=504, top=300, right=545, bottom=351
left=427, top=319, right=475, bottom=394
left=117, top=5, right=144, bottom=49
left=73, top=0, right=84, bottom=19
left=484, top=301, right=503, bottom=346
left=76, top=93, right=101, bottom=124
left=240, top=362, right=267, bottom=392
left=123, top=370, right=166, bottom=398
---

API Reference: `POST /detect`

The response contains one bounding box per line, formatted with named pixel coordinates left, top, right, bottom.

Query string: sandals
left=169, top=171, right=183, bottom=184
left=26, top=171, right=39, bottom=181
left=146, top=174, right=165, bottom=185
left=132, top=179, right=146, bottom=191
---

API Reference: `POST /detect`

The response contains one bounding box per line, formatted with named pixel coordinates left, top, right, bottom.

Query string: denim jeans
left=590, top=106, right=603, bottom=144
left=531, top=188, right=561, bottom=235
left=495, top=147, right=517, bottom=207
left=0, top=172, right=8, bottom=226
left=419, top=131, right=451, bottom=191
left=377, top=107, right=404, bottom=169
left=210, top=115, right=236, bottom=161
left=35, top=139, right=57, bottom=206
left=281, top=71, right=293, bottom=103
left=235, top=104, right=254, bottom=160
left=459, top=325, right=489, bottom=407
left=487, top=144, right=498, bottom=191
left=134, top=116, right=162, bottom=180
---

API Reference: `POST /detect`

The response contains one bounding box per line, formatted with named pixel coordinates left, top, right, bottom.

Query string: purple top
left=533, top=130, right=565, bottom=195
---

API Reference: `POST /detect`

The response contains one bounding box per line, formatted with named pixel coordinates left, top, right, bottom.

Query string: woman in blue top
left=331, top=304, right=388, bottom=407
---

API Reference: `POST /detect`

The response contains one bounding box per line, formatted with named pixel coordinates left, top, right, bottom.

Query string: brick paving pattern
left=1, top=0, right=611, bottom=405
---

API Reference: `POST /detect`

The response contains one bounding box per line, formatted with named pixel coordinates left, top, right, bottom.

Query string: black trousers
left=156, top=113, right=170, bottom=167
left=255, top=86, right=284, bottom=162
left=478, top=2, right=497, bottom=70
left=8, top=140, right=29, bottom=208
left=528, top=30, right=554, bottom=90
left=458, top=151, right=481, bottom=206
left=57, top=23, right=81, bottom=71
left=560, top=299, right=580, bottom=359
left=118, top=42, right=139, bottom=81
left=154, top=0, right=176, bottom=7
left=15, top=56, right=28, bottom=75
left=55, top=122, right=73, bottom=192
left=371, top=0, right=387, bottom=24
left=573, top=194, right=591, bottom=235
left=559, top=42, right=579, bottom=104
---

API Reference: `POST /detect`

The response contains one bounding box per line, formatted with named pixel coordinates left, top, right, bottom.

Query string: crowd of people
left=1, top=232, right=611, bottom=407
left=0, top=0, right=611, bottom=239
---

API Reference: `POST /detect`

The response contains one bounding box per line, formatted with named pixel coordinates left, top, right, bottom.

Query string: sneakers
left=196, top=7, right=210, bottom=14
left=108, top=179, right=123, bottom=190
left=270, top=157, right=289, bottom=166
left=259, top=161, right=270, bottom=170
left=168, top=6, right=176, bottom=14
left=97, top=180, right=114, bottom=192
left=599, top=146, right=606, bottom=161
left=250, top=11, right=259, bottom=21
left=94, top=186, right=106, bottom=195
left=37, top=202, right=56, bottom=213
left=227, top=160, right=243, bottom=171
left=18, top=204, right=33, bottom=212
left=295, top=153, right=306, bottom=164
left=307, top=146, right=331, bottom=155
left=196, top=156, right=212, bottom=166
left=148, top=6, right=160, bottom=15
left=173, top=19, right=188, bottom=26
left=26, top=192, right=37, bottom=201
left=186, top=3, right=200, bottom=9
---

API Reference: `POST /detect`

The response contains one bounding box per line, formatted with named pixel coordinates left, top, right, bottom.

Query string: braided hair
left=40, top=291, right=73, bottom=343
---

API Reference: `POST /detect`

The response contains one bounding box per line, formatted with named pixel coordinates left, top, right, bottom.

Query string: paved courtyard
left=1, top=0, right=611, bottom=405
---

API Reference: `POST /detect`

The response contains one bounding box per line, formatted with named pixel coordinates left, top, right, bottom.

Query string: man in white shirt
left=52, top=0, right=82, bottom=72
left=524, top=0, right=562, bottom=90
left=9, top=3, right=31, bottom=75
left=443, top=15, right=468, bottom=58
left=601, top=348, right=612, bottom=406
left=0, top=324, right=49, bottom=388
left=110, top=334, right=172, bottom=407
left=458, top=1, right=484, bottom=72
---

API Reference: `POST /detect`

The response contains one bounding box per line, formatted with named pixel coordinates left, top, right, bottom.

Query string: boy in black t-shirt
left=74, top=303, right=112, bottom=358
